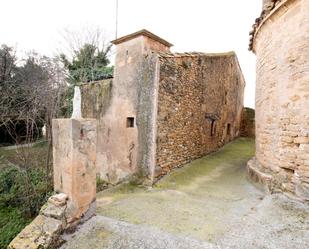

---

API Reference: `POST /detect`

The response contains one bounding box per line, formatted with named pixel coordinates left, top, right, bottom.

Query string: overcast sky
left=0, top=0, right=261, bottom=108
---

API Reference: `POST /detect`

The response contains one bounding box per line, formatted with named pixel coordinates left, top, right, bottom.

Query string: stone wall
left=250, top=0, right=309, bottom=201
left=9, top=194, right=69, bottom=249
left=249, top=0, right=283, bottom=51
left=81, top=79, right=112, bottom=119
left=155, top=52, right=245, bottom=178
left=240, top=107, right=255, bottom=138
left=79, top=30, right=246, bottom=184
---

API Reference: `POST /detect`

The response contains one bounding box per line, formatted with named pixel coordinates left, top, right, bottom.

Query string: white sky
left=0, top=0, right=261, bottom=108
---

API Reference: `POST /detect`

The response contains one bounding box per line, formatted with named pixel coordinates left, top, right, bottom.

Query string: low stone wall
left=9, top=194, right=68, bottom=249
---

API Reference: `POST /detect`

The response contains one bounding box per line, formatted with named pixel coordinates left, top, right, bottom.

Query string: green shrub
left=0, top=166, right=52, bottom=217
left=0, top=165, right=53, bottom=248
left=96, top=175, right=109, bottom=192
left=0, top=207, right=31, bottom=249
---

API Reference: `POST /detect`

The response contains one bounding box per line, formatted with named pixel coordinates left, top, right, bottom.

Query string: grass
left=0, top=140, right=52, bottom=248
left=0, top=140, right=48, bottom=169
left=156, top=137, right=255, bottom=189
left=0, top=207, right=31, bottom=249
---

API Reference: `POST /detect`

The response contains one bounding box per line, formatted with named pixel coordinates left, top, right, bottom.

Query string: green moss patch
left=96, top=138, right=259, bottom=241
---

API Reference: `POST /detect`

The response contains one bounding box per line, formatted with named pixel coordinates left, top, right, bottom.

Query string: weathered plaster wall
left=52, top=119, right=97, bottom=219
left=155, top=53, right=245, bottom=178
left=92, top=36, right=169, bottom=184
left=81, top=79, right=112, bottom=119
left=251, top=0, right=309, bottom=201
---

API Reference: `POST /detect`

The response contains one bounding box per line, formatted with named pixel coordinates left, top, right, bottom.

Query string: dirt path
left=0, top=140, right=45, bottom=150
left=61, top=138, right=309, bottom=249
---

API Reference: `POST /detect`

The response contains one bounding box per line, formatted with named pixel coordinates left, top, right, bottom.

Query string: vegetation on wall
left=60, top=43, right=113, bottom=84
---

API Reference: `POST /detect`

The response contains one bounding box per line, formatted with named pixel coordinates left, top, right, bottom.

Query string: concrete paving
left=60, top=138, right=309, bottom=249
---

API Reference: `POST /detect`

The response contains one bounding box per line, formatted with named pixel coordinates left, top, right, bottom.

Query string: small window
left=127, top=117, right=134, bottom=128
left=211, top=120, right=216, bottom=136
left=227, top=123, right=231, bottom=136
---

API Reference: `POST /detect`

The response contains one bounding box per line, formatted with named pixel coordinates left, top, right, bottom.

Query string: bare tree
left=59, top=25, right=113, bottom=84
left=0, top=47, right=67, bottom=184
left=0, top=46, right=68, bottom=220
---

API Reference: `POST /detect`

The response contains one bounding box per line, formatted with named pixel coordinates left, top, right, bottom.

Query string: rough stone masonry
left=155, top=52, right=245, bottom=178
left=248, top=0, right=309, bottom=202
left=81, top=30, right=246, bottom=184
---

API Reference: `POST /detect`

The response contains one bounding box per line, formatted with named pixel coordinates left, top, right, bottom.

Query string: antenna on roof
left=115, top=0, right=119, bottom=39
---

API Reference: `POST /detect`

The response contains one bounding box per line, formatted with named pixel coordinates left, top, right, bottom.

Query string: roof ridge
left=111, top=29, right=173, bottom=47
left=158, top=51, right=236, bottom=58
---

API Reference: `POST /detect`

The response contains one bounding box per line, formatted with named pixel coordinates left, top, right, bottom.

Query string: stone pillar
left=52, top=118, right=97, bottom=223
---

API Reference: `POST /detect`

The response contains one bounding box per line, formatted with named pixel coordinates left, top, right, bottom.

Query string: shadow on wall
left=240, top=107, right=255, bottom=138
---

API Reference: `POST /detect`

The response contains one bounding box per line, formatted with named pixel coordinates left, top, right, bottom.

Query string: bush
left=0, top=166, right=53, bottom=217
left=0, top=165, right=53, bottom=248
left=96, top=175, right=109, bottom=192
left=0, top=207, right=31, bottom=249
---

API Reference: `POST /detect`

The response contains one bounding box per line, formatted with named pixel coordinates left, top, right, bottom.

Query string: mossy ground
left=63, top=138, right=308, bottom=248
left=97, top=138, right=261, bottom=241
left=0, top=141, right=48, bottom=169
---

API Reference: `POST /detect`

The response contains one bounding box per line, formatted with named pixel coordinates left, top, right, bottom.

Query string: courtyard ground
left=61, top=138, right=309, bottom=249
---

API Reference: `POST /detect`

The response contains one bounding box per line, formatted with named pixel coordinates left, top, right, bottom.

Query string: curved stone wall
left=250, top=0, right=309, bottom=201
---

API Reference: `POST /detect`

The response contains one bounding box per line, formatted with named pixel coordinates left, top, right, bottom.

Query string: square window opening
left=127, top=117, right=135, bottom=128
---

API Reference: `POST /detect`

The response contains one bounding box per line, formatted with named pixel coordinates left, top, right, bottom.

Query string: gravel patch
left=61, top=216, right=218, bottom=249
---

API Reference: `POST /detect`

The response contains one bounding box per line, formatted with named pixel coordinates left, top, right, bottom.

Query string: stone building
left=248, top=0, right=309, bottom=201
left=81, top=29, right=246, bottom=184
left=240, top=107, right=255, bottom=138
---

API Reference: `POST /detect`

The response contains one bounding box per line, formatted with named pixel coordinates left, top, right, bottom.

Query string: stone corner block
left=247, top=158, right=273, bottom=192
left=52, top=118, right=97, bottom=222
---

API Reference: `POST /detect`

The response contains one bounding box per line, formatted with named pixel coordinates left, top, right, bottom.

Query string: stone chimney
left=111, top=29, right=173, bottom=54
